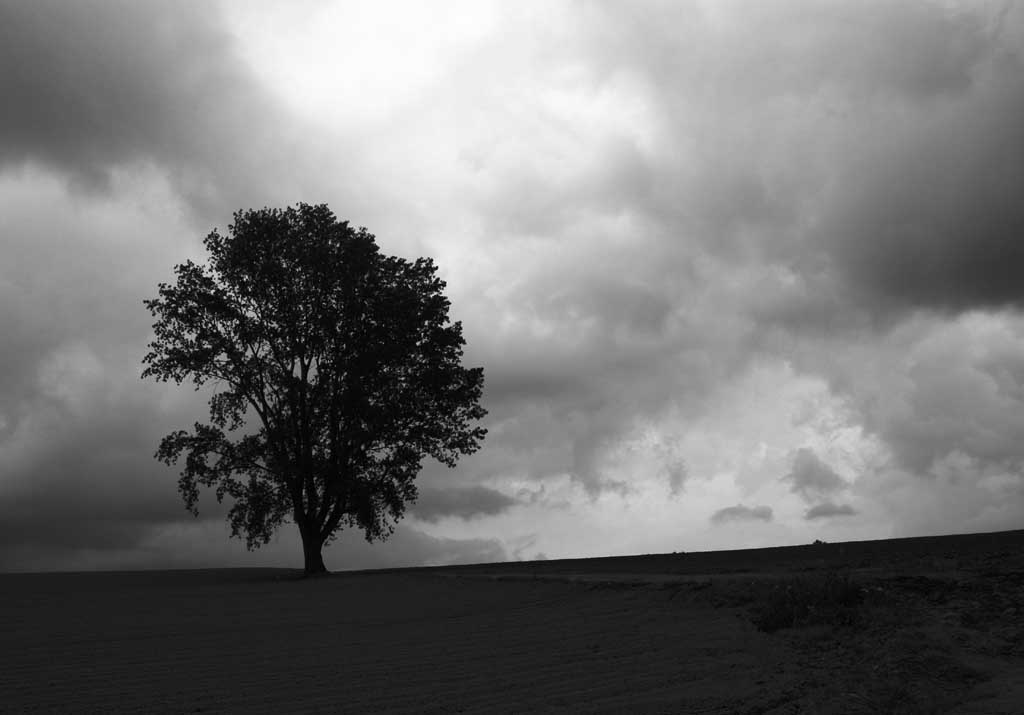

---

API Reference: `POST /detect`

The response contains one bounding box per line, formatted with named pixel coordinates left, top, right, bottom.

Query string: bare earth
left=2, top=530, right=1023, bottom=713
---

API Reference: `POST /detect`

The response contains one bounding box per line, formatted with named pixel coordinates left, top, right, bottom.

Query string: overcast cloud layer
left=1, top=0, right=1023, bottom=572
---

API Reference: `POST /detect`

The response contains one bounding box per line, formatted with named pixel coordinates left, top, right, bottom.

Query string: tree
left=142, top=204, right=487, bottom=574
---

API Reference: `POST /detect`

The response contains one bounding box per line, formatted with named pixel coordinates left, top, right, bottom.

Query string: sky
left=2, top=0, right=1023, bottom=572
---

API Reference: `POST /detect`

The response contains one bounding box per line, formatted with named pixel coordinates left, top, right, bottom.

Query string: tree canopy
left=142, top=204, right=487, bottom=573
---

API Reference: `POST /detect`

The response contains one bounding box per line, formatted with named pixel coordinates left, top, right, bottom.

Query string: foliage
left=751, top=571, right=864, bottom=633
left=142, top=203, right=487, bottom=572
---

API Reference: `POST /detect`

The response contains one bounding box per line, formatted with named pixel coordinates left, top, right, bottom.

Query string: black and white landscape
left=2, top=1, right=1024, bottom=710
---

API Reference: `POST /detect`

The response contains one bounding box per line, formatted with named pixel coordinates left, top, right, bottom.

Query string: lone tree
left=143, top=204, right=487, bottom=574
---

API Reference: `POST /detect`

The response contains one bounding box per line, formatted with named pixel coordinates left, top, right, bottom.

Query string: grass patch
left=751, top=571, right=864, bottom=633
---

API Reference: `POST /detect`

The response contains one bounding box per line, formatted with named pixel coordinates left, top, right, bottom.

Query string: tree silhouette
left=142, top=204, right=487, bottom=574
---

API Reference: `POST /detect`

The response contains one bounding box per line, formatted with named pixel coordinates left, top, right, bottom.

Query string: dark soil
left=2, top=529, right=1022, bottom=713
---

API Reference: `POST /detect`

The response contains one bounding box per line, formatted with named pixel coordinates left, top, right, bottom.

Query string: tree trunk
left=302, top=532, right=328, bottom=576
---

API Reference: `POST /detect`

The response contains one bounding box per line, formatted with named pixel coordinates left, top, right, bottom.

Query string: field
left=2, top=529, right=1023, bottom=714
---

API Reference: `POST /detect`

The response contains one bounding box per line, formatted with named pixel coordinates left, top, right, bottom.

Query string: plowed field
left=3, top=530, right=1023, bottom=713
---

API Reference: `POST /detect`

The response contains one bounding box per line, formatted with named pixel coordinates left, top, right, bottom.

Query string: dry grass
left=748, top=570, right=864, bottom=633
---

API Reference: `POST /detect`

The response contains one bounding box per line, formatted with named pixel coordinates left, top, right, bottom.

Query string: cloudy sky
left=2, top=0, right=1023, bottom=572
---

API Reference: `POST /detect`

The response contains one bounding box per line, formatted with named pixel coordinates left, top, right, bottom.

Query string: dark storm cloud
left=0, top=394, right=204, bottom=571
left=783, top=448, right=848, bottom=503
left=0, top=203, right=211, bottom=573
left=805, top=502, right=857, bottom=520
left=710, top=504, right=773, bottom=525
left=569, top=0, right=1024, bottom=318
left=0, top=174, right=196, bottom=437
left=760, top=1, right=1024, bottom=317
left=824, top=65, right=1024, bottom=314
left=0, top=193, right=257, bottom=574
left=0, top=0, right=299, bottom=221
left=0, top=282, right=62, bottom=438
left=409, top=486, right=518, bottom=523
left=0, top=0, right=335, bottom=573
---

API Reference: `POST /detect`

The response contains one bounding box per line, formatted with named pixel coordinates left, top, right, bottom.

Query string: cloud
left=783, top=448, right=848, bottom=503
left=0, top=517, right=508, bottom=573
left=804, top=502, right=857, bottom=520
left=331, top=527, right=508, bottom=570
left=823, top=61, right=1024, bottom=314
left=880, top=315, right=1024, bottom=473
left=568, top=0, right=1024, bottom=320
left=409, top=486, right=518, bottom=523
left=441, top=1, right=1024, bottom=506
left=710, top=504, right=773, bottom=525
left=802, top=312, right=1024, bottom=477
left=455, top=241, right=764, bottom=497
left=718, top=1, right=1024, bottom=318
left=0, top=0, right=314, bottom=223
left=665, top=457, right=688, bottom=497
left=0, top=166, right=209, bottom=466
left=0, top=339, right=227, bottom=573
left=4, top=0, right=1024, bottom=571
left=0, top=1, right=343, bottom=573
left=859, top=456, right=1024, bottom=540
